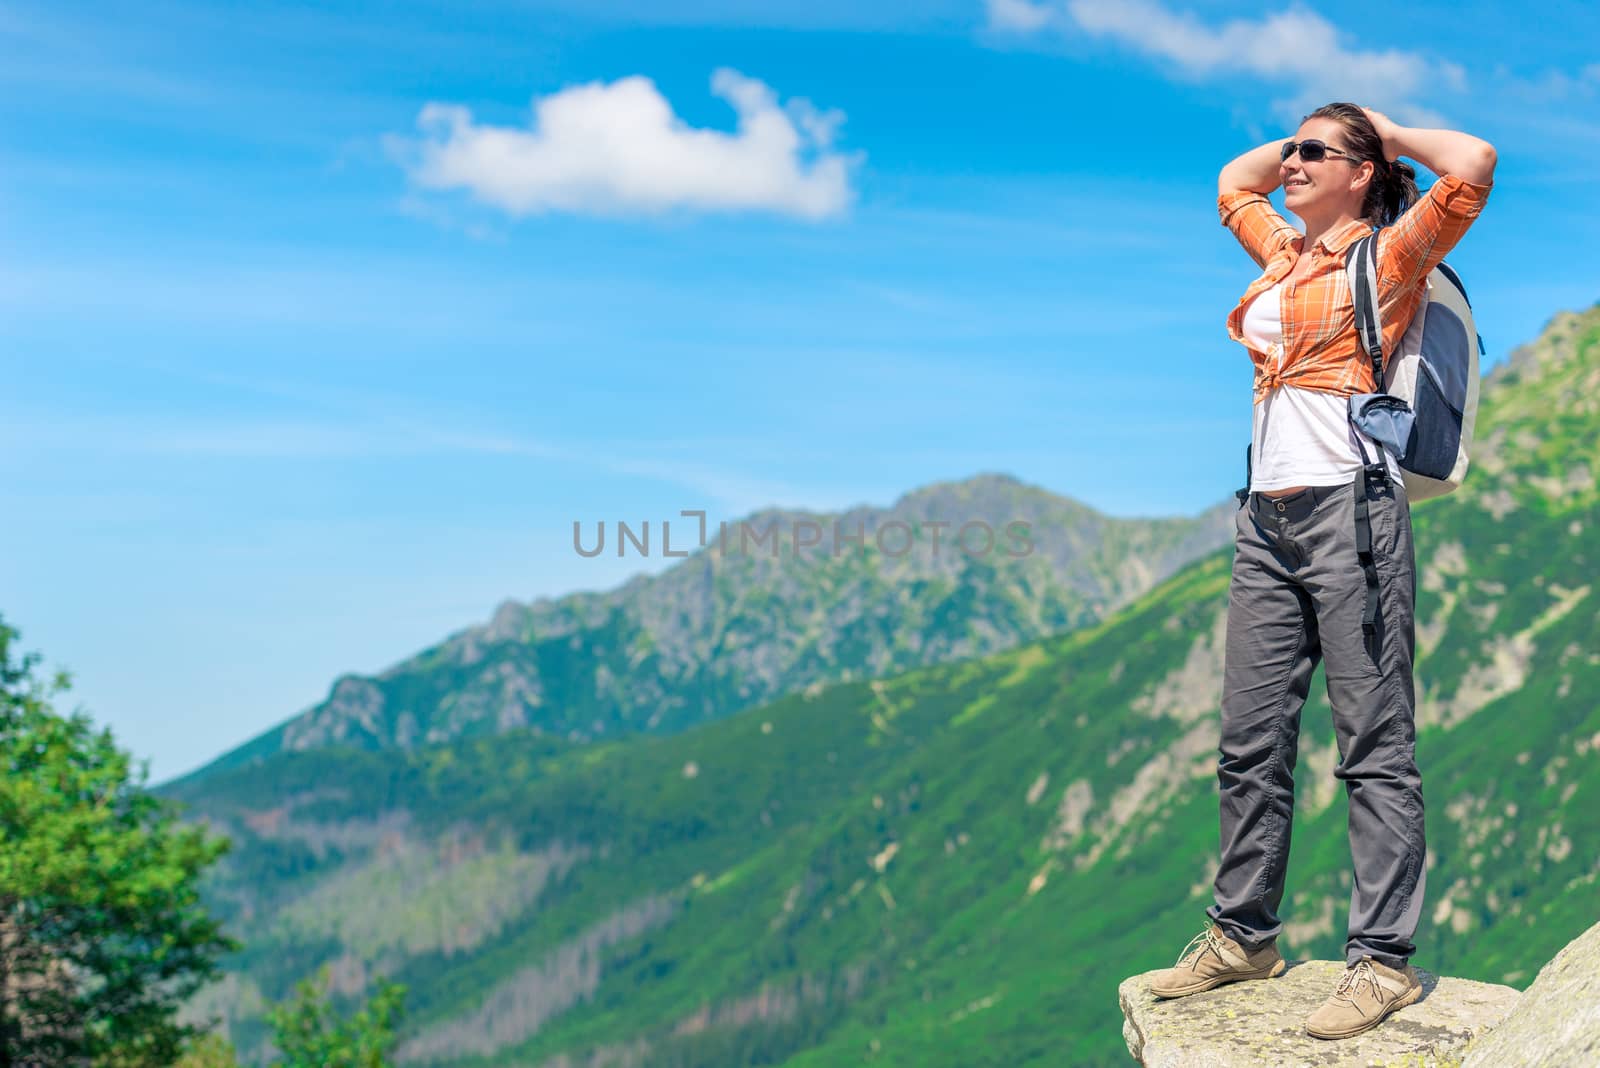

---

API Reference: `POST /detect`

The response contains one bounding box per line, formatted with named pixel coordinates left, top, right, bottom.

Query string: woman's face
left=1281, top=117, right=1369, bottom=218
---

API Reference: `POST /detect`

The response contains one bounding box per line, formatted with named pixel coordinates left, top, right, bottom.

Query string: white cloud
left=0, top=410, right=819, bottom=516
left=1495, top=61, right=1600, bottom=103
left=988, top=0, right=1460, bottom=127
left=985, top=0, right=1053, bottom=31
left=391, top=69, right=861, bottom=221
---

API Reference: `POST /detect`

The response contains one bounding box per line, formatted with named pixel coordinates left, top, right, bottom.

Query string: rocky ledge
left=1120, top=916, right=1600, bottom=1067
left=1456, top=916, right=1600, bottom=1067
left=1118, top=960, right=1517, bottom=1068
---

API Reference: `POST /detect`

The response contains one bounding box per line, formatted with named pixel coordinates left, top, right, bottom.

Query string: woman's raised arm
left=1364, top=108, right=1496, bottom=302
left=1218, top=138, right=1286, bottom=195
left=1218, top=137, right=1301, bottom=268
left=1363, top=108, right=1497, bottom=185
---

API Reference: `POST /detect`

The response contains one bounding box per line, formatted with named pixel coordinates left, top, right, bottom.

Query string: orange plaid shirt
left=1218, top=175, right=1492, bottom=404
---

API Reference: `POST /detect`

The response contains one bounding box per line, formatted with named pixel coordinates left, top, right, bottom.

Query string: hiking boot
left=1305, top=955, right=1423, bottom=1039
left=1148, top=921, right=1286, bottom=998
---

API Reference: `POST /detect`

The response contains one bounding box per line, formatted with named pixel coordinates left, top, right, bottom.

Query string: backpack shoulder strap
left=1344, top=229, right=1384, bottom=388
left=1343, top=228, right=1393, bottom=666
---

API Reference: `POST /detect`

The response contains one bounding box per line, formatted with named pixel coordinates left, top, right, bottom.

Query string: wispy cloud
left=986, top=0, right=1053, bottom=32
left=0, top=409, right=818, bottom=517
left=389, top=68, right=862, bottom=221
left=985, top=0, right=1461, bottom=127
left=1487, top=60, right=1600, bottom=105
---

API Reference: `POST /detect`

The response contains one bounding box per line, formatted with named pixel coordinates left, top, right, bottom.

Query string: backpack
left=1342, top=229, right=1484, bottom=502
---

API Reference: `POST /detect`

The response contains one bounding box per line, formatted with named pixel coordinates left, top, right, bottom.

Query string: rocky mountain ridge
left=171, top=472, right=1238, bottom=786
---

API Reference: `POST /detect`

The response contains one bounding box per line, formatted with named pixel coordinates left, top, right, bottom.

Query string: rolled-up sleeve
left=1218, top=189, right=1301, bottom=269
left=1376, top=175, right=1492, bottom=301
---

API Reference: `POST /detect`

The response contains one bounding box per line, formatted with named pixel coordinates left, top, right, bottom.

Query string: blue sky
left=3, top=0, right=1597, bottom=783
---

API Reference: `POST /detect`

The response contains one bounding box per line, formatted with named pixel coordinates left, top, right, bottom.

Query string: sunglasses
left=1280, top=138, right=1359, bottom=164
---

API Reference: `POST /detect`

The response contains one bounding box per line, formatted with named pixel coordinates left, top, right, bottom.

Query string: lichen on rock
left=1119, top=959, right=1518, bottom=1067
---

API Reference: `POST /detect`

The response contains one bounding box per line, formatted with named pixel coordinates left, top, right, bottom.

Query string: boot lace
left=1174, top=924, right=1227, bottom=970
left=1333, top=958, right=1382, bottom=1002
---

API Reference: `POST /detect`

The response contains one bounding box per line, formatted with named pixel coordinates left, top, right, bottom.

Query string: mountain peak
left=166, top=471, right=1237, bottom=784
left=1485, top=300, right=1600, bottom=390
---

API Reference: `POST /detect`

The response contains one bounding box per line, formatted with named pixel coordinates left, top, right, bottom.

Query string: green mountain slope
left=166, top=302, right=1600, bottom=1066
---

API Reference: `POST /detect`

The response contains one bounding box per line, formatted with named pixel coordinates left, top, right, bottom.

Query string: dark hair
left=1302, top=102, right=1419, bottom=227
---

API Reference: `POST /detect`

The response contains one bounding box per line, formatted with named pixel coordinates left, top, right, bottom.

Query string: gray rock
left=1462, top=917, right=1600, bottom=1068
left=1119, top=960, right=1519, bottom=1067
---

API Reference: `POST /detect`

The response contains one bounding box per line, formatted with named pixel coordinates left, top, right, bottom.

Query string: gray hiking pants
left=1205, top=475, right=1425, bottom=969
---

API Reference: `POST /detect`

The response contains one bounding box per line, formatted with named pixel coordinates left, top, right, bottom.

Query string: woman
left=1147, top=103, right=1495, bottom=1041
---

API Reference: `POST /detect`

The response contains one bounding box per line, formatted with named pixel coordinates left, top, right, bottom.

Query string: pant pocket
left=1372, top=484, right=1409, bottom=577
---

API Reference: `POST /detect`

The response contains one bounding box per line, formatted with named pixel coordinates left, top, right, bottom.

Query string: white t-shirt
left=1241, top=281, right=1403, bottom=492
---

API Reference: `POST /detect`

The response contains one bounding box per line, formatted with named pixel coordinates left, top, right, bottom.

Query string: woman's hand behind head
left=1360, top=107, right=1400, bottom=162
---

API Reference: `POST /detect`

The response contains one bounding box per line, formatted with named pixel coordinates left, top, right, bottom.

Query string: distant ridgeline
left=168, top=472, right=1238, bottom=784
left=163, top=303, right=1600, bottom=1067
